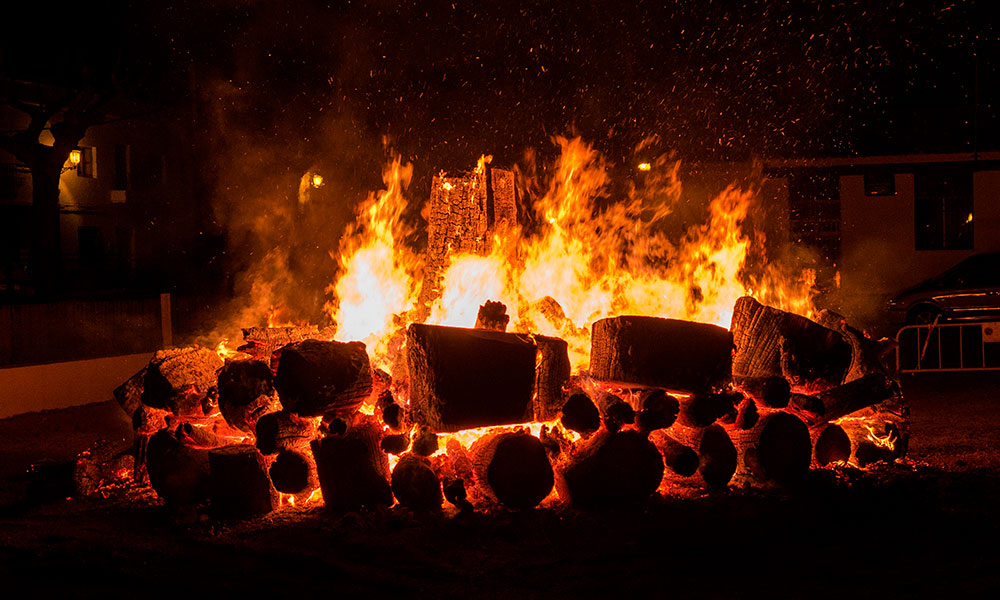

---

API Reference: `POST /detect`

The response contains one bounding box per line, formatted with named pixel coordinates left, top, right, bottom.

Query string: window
left=864, top=171, right=895, bottom=196
left=77, top=146, right=96, bottom=178
left=914, top=168, right=973, bottom=251
left=113, top=144, right=129, bottom=190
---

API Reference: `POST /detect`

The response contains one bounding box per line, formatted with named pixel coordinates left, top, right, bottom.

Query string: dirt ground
left=1, top=372, right=999, bottom=598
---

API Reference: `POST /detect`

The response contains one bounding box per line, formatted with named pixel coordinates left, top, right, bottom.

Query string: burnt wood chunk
left=471, top=431, right=554, bottom=510
left=208, top=445, right=277, bottom=519
left=816, top=309, right=896, bottom=382
left=145, top=429, right=211, bottom=507
left=269, top=448, right=318, bottom=495
left=407, top=323, right=536, bottom=432
left=734, top=396, right=759, bottom=430
left=815, top=373, right=898, bottom=425
left=475, top=300, right=510, bottom=332
left=731, top=410, right=811, bottom=483
left=274, top=339, right=373, bottom=418
left=599, top=394, right=635, bottom=433
left=532, top=334, right=571, bottom=421
left=380, top=433, right=410, bottom=455
left=391, top=455, right=443, bottom=511
left=649, top=431, right=700, bottom=477
left=733, top=375, right=791, bottom=409
left=114, top=367, right=147, bottom=419
left=590, top=316, right=733, bottom=392
left=217, top=359, right=279, bottom=433
left=812, top=424, right=852, bottom=466
left=561, top=431, right=664, bottom=508
left=730, top=296, right=850, bottom=390
left=311, top=423, right=392, bottom=512
left=255, top=411, right=319, bottom=455
left=141, top=347, right=223, bottom=416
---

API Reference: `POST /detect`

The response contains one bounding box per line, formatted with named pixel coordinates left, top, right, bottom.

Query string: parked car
left=887, top=252, right=1000, bottom=325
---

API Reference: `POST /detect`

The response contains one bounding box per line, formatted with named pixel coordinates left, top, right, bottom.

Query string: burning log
left=145, top=429, right=211, bottom=507
left=391, top=455, right=443, bottom=511
left=560, top=392, right=601, bottom=435
left=217, top=359, right=280, bottom=433
left=732, top=375, right=790, bottom=409
left=114, top=367, right=146, bottom=419
left=733, top=396, right=759, bottom=430
left=532, top=334, right=571, bottom=421
left=239, top=325, right=333, bottom=363
left=141, top=347, right=223, bottom=416
left=474, top=300, right=510, bottom=332
left=310, top=422, right=392, bottom=512
left=471, top=431, right=554, bottom=510
left=676, top=391, right=737, bottom=429
left=274, top=339, right=373, bottom=418
left=208, top=445, right=277, bottom=519
left=730, top=296, right=850, bottom=391
left=811, top=424, right=852, bottom=466
left=788, top=373, right=899, bottom=428
left=420, top=164, right=517, bottom=305
left=407, top=323, right=535, bottom=432
left=590, top=316, right=733, bottom=392
left=731, top=411, right=811, bottom=484
left=380, top=433, right=411, bottom=455
left=175, top=422, right=228, bottom=449
left=637, top=389, right=680, bottom=433
left=598, top=394, right=635, bottom=433
left=269, top=448, right=318, bottom=496
left=255, top=411, right=319, bottom=455
left=648, top=431, right=700, bottom=477
left=560, top=430, right=664, bottom=508
left=816, top=309, right=896, bottom=382
left=411, top=426, right=440, bottom=457
left=670, top=424, right=738, bottom=489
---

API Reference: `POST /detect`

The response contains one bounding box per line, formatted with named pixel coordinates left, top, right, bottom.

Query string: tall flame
left=327, top=156, right=420, bottom=369
left=329, top=137, right=815, bottom=373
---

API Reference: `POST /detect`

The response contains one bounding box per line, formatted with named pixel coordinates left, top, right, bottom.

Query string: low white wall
left=0, top=353, right=151, bottom=419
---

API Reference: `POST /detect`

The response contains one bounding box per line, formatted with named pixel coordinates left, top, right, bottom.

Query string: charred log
left=391, top=455, right=443, bottom=511
left=208, top=445, right=277, bottom=519
left=141, top=347, right=223, bottom=416
left=599, top=394, right=635, bottom=433
left=637, top=389, right=680, bottom=433
left=734, top=396, right=759, bottom=430
left=812, top=424, right=852, bottom=466
left=145, top=429, right=211, bottom=507
left=732, top=375, right=791, bottom=409
left=255, top=411, right=319, bottom=455
left=560, top=431, right=664, bottom=508
left=269, top=448, right=318, bottom=495
left=217, top=359, right=279, bottom=433
left=274, top=339, right=373, bottom=418
left=591, top=316, right=733, bottom=392
left=474, top=300, right=510, bottom=332
left=407, top=323, right=536, bottom=432
left=239, top=325, right=332, bottom=363
left=412, top=426, right=440, bottom=457
left=471, top=431, right=554, bottom=510
left=649, top=431, right=700, bottom=477
left=114, top=367, right=146, bottom=419
left=730, top=296, right=850, bottom=390
left=816, top=309, right=897, bottom=382
left=676, top=391, right=737, bottom=428
left=561, top=393, right=601, bottom=434
left=311, top=423, right=392, bottom=512
left=670, top=424, right=738, bottom=489
left=532, top=334, right=571, bottom=421
left=731, top=410, right=811, bottom=484
left=380, top=433, right=411, bottom=455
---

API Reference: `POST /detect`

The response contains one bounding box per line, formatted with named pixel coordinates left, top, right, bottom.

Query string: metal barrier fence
left=896, top=320, right=1000, bottom=373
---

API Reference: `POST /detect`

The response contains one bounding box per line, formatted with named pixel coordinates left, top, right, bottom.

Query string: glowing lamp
left=637, top=162, right=651, bottom=171
left=68, top=149, right=82, bottom=166
left=311, top=173, right=324, bottom=188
